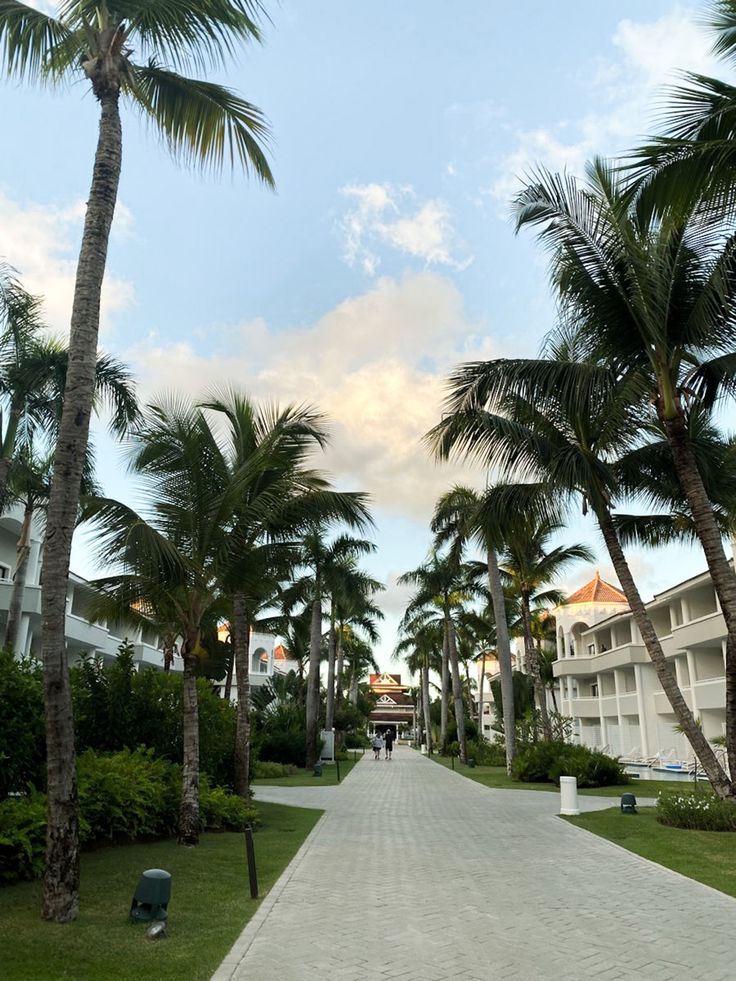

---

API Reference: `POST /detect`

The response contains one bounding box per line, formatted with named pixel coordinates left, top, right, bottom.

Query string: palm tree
left=395, top=616, right=443, bottom=754
left=399, top=554, right=479, bottom=762
left=0, top=3, right=273, bottom=921
left=429, top=346, right=735, bottom=798
left=513, top=159, right=736, bottom=781
left=432, top=486, right=518, bottom=771
left=296, top=526, right=375, bottom=768
left=499, top=515, right=593, bottom=739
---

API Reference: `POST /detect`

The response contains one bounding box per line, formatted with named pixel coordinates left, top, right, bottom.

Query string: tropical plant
left=0, top=0, right=274, bottom=921
left=428, top=343, right=735, bottom=798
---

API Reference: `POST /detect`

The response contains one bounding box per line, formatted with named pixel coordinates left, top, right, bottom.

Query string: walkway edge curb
left=210, top=810, right=329, bottom=981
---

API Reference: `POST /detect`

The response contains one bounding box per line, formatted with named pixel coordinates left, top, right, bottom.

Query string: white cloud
left=0, top=191, right=135, bottom=336
left=488, top=9, right=723, bottom=207
left=339, top=182, right=472, bottom=275
left=125, top=272, right=492, bottom=520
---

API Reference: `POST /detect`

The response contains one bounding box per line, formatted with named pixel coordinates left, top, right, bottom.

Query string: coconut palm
left=295, top=526, right=375, bottom=768
left=513, top=158, right=736, bottom=778
left=399, top=554, right=480, bottom=762
left=0, top=2, right=273, bottom=920
left=499, top=516, right=593, bottom=739
left=395, top=615, right=443, bottom=753
left=431, top=486, right=519, bottom=771
left=429, top=346, right=735, bottom=798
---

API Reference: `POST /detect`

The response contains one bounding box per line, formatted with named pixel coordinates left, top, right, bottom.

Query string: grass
left=429, top=755, right=690, bottom=797
left=564, top=806, right=736, bottom=899
left=0, top=800, right=322, bottom=981
left=252, top=755, right=361, bottom=787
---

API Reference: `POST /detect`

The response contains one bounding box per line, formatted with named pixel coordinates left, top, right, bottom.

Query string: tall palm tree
left=429, top=347, right=735, bottom=798
left=0, top=2, right=273, bottom=921
left=395, top=615, right=443, bottom=754
left=399, top=554, right=479, bottom=762
left=296, top=526, right=375, bottom=768
left=432, top=486, right=518, bottom=771
left=499, top=516, right=592, bottom=739
left=513, top=159, right=736, bottom=781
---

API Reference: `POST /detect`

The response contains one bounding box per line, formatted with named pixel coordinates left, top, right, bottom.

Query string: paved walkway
left=213, top=746, right=736, bottom=981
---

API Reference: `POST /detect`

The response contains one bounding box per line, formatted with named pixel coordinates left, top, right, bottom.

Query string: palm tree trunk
left=349, top=668, right=358, bottom=706
left=223, top=642, right=234, bottom=700
left=178, top=637, right=200, bottom=845
left=232, top=592, right=251, bottom=798
left=487, top=549, right=516, bottom=772
left=440, top=635, right=449, bottom=751
left=325, top=611, right=337, bottom=731
left=0, top=399, right=25, bottom=517
left=446, top=615, right=468, bottom=763
left=662, top=410, right=736, bottom=782
left=335, top=626, right=345, bottom=710
left=422, top=663, right=433, bottom=753
left=40, top=91, right=122, bottom=922
left=596, top=503, right=733, bottom=798
left=5, top=501, right=33, bottom=652
left=478, top=659, right=485, bottom=740
left=521, top=589, right=552, bottom=740
left=305, top=594, right=322, bottom=768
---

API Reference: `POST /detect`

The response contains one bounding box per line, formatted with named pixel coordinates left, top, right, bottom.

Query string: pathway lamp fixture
left=313, top=763, right=323, bottom=777
left=620, top=793, right=637, bottom=815
left=130, top=868, right=171, bottom=924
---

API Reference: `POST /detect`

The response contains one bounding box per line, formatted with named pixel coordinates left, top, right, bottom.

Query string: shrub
left=0, top=651, right=45, bottom=796
left=0, top=793, right=46, bottom=884
left=512, top=740, right=628, bottom=788
left=77, top=747, right=179, bottom=842
left=344, top=731, right=370, bottom=749
left=199, top=781, right=259, bottom=831
left=474, top=740, right=507, bottom=767
left=252, top=761, right=293, bottom=779
left=657, top=791, right=736, bottom=831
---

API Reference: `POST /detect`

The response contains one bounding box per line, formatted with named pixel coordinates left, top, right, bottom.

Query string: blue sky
left=1, top=0, right=729, bottom=668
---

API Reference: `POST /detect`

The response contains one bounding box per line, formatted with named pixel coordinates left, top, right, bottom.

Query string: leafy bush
left=199, top=781, right=258, bottom=831
left=445, top=719, right=479, bottom=750
left=344, top=731, right=370, bottom=749
left=77, top=747, right=179, bottom=842
left=252, top=761, right=294, bottom=779
left=0, top=651, right=45, bottom=796
left=0, top=793, right=46, bottom=884
left=657, top=791, right=736, bottom=831
left=473, top=740, right=507, bottom=767
left=512, top=740, right=628, bottom=788
left=253, top=703, right=307, bottom=768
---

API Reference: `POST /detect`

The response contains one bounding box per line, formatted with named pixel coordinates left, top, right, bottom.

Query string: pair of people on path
left=372, top=730, right=394, bottom=760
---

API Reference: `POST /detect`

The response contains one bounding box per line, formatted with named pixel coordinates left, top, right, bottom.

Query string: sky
left=1, top=0, right=732, bottom=671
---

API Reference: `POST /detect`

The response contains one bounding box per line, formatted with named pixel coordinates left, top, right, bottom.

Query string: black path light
left=620, top=793, right=638, bottom=815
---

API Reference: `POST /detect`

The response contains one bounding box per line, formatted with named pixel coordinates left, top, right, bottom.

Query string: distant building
left=368, top=673, right=415, bottom=737
left=475, top=650, right=518, bottom=738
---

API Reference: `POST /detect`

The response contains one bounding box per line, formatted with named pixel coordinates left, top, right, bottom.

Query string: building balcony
left=554, top=644, right=648, bottom=676
left=653, top=689, right=694, bottom=715
left=617, top=692, right=639, bottom=715
left=672, top=611, right=724, bottom=651
left=569, top=697, right=601, bottom=718
left=693, top=677, right=726, bottom=711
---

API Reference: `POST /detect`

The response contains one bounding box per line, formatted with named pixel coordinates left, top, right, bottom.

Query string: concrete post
left=559, top=776, right=580, bottom=816
left=420, top=744, right=428, bottom=755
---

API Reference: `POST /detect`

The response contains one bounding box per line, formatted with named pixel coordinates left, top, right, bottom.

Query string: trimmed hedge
left=252, top=761, right=296, bottom=779
left=1, top=748, right=257, bottom=885
left=512, top=740, right=628, bottom=788
left=657, top=791, right=736, bottom=831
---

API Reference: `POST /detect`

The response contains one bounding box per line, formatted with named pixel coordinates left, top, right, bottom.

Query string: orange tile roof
left=563, top=571, right=628, bottom=606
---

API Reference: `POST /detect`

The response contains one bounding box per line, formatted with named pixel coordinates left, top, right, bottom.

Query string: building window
left=591, top=683, right=598, bottom=697
left=0, top=564, right=10, bottom=581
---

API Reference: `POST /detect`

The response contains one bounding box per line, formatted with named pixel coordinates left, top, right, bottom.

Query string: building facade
left=368, top=673, right=415, bottom=736
left=554, top=568, right=729, bottom=761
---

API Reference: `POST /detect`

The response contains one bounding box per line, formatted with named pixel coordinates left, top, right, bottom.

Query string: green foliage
left=71, top=649, right=236, bottom=787
left=251, top=761, right=295, bottom=779
left=445, top=717, right=479, bottom=752
left=344, top=730, right=370, bottom=749
left=0, top=792, right=46, bottom=884
left=491, top=671, right=535, bottom=729
left=0, top=651, right=45, bottom=796
left=657, top=791, right=736, bottom=831
left=512, top=740, right=628, bottom=788
left=0, top=749, right=253, bottom=885
left=253, top=702, right=308, bottom=768
left=199, top=781, right=258, bottom=831
left=471, top=739, right=507, bottom=766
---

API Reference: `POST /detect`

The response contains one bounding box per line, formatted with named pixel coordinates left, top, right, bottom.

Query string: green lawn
left=429, top=755, right=690, bottom=798
left=564, top=806, right=736, bottom=899
left=0, top=801, right=322, bottom=981
left=252, top=755, right=361, bottom=787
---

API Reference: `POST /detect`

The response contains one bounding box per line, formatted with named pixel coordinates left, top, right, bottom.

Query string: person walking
left=372, top=731, right=383, bottom=760
left=384, top=729, right=394, bottom=760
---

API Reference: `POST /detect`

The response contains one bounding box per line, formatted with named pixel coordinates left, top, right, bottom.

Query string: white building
left=476, top=650, right=518, bottom=738
left=554, top=568, right=729, bottom=761
left=3, top=507, right=281, bottom=686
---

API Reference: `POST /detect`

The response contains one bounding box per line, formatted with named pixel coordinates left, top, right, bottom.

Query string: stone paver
left=213, top=746, right=736, bottom=981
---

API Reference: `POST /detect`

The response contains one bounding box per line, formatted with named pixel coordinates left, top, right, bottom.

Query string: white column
left=634, top=664, right=650, bottom=758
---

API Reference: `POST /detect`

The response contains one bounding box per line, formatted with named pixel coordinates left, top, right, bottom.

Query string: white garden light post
left=559, top=776, right=580, bottom=816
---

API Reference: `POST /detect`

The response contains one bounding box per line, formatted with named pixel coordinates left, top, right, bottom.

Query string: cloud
left=487, top=9, right=722, bottom=207
left=125, top=272, right=492, bottom=520
left=0, top=191, right=135, bottom=337
left=339, top=182, right=472, bottom=275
